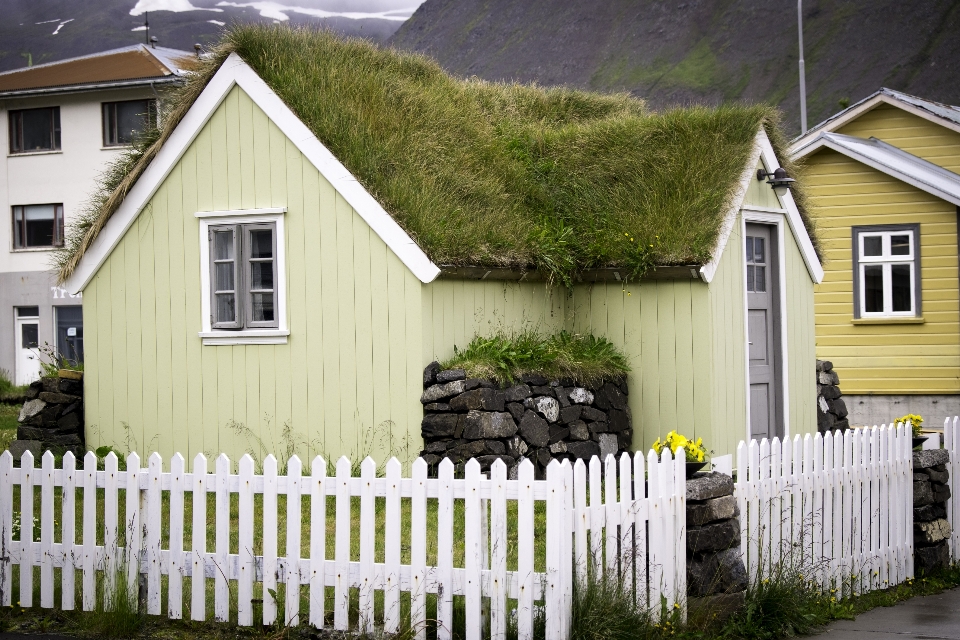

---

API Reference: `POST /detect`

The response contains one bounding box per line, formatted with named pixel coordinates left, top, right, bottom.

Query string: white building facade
left=0, top=45, right=193, bottom=384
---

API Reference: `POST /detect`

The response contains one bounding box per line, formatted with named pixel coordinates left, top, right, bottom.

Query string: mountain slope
left=389, top=0, right=960, bottom=134
left=0, top=0, right=408, bottom=72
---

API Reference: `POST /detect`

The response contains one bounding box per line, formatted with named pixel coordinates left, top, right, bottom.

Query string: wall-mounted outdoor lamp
left=757, top=167, right=796, bottom=197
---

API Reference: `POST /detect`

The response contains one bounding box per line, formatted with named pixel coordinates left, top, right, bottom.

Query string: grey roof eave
left=0, top=75, right=185, bottom=99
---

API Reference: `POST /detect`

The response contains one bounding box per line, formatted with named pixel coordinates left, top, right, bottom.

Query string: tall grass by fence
left=736, top=424, right=914, bottom=595
left=0, top=447, right=687, bottom=640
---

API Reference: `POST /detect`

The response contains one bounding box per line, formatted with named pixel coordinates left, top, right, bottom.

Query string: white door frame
left=741, top=207, right=791, bottom=442
left=14, top=310, right=43, bottom=386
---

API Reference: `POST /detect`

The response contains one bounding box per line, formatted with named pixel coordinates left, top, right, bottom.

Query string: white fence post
left=947, top=418, right=960, bottom=559
left=20, top=450, right=34, bottom=609
left=0, top=451, right=12, bottom=607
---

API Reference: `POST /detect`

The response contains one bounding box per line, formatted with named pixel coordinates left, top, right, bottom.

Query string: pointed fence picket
left=0, top=443, right=702, bottom=638
left=736, top=424, right=915, bottom=594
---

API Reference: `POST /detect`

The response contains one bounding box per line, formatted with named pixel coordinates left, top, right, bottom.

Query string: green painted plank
left=690, top=283, right=713, bottom=448
left=244, top=344, right=261, bottom=450
left=638, top=283, right=660, bottom=448
left=237, top=88, right=256, bottom=209
left=386, top=251, right=409, bottom=455
left=209, top=96, right=229, bottom=211
left=224, top=86, right=242, bottom=211
left=269, top=122, right=293, bottom=445
left=168, top=150, right=190, bottom=456
left=620, top=287, right=643, bottom=449
left=369, top=233, right=392, bottom=437
left=147, top=175, right=174, bottom=460
left=656, top=284, right=678, bottom=431
left=352, top=209, right=375, bottom=440
left=139, top=184, right=162, bottom=456
left=82, top=277, right=99, bottom=446
left=94, top=260, right=114, bottom=446
left=317, top=172, right=341, bottom=449
left=123, top=219, right=145, bottom=454
left=403, top=269, right=424, bottom=455
left=335, top=193, right=358, bottom=447
left=252, top=96, right=273, bottom=208
left=672, top=283, right=695, bottom=433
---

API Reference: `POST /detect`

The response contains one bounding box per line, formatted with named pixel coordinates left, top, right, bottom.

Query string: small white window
left=853, top=226, right=920, bottom=318
left=197, top=208, right=287, bottom=345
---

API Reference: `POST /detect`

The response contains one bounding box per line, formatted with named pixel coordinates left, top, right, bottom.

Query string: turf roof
left=56, top=25, right=817, bottom=286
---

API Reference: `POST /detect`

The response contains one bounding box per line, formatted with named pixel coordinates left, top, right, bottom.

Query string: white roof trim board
left=793, top=132, right=960, bottom=208
left=789, top=88, right=960, bottom=153
left=65, top=52, right=441, bottom=292
left=699, top=130, right=823, bottom=285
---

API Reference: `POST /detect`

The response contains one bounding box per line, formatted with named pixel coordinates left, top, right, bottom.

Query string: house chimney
left=194, top=43, right=203, bottom=58
left=150, top=35, right=158, bottom=49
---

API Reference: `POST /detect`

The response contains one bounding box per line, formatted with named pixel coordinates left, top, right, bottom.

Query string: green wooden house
left=60, top=28, right=822, bottom=463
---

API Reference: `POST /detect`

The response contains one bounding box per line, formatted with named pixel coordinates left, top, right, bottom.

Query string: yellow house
left=791, top=89, right=960, bottom=428
left=58, top=28, right=823, bottom=463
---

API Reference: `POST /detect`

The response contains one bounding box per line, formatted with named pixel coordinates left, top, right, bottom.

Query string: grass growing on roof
left=56, top=24, right=817, bottom=286
left=441, top=330, right=629, bottom=386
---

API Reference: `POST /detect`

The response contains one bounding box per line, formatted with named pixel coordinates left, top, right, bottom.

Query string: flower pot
left=686, top=461, right=707, bottom=478
left=913, top=436, right=928, bottom=450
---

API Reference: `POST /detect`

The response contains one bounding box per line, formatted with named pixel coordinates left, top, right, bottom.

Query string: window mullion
left=236, top=224, right=244, bottom=329
left=882, top=263, right=892, bottom=313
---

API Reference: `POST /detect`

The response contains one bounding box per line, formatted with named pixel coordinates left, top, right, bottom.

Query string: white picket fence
left=944, top=417, right=960, bottom=557
left=0, top=447, right=686, bottom=639
left=735, top=424, right=914, bottom=595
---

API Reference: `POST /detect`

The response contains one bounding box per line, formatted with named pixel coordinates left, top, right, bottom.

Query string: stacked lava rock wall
left=15, top=374, right=85, bottom=457
left=817, top=360, right=849, bottom=433
left=418, top=362, right=632, bottom=477
left=686, top=472, right=748, bottom=620
left=913, top=449, right=952, bottom=572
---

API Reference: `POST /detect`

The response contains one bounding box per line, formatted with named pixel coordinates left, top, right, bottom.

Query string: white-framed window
left=852, top=225, right=920, bottom=318
left=197, top=208, right=288, bottom=345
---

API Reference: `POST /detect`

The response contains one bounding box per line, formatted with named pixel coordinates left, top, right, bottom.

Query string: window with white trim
left=209, top=223, right=278, bottom=329
left=197, top=208, right=287, bottom=344
left=853, top=225, right=920, bottom=318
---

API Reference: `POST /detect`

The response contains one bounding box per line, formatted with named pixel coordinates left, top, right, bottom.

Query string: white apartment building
left=0, top=44, right=194, bottom=385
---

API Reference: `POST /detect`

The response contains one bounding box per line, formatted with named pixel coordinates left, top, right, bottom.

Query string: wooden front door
left=746, top=223, right=782, bottom=440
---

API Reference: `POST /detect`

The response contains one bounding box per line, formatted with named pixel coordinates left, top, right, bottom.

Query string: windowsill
left=11, top=246, right=59, bottom=253
left=852, top=316, right=924, bottom=325
left=7, top=150, right=62, bottom=157
left=101, top=145, right=133, bottom=151
left=198, top=329, right=289, bottom=345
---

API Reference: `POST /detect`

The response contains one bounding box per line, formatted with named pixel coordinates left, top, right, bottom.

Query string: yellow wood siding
left=837, top=104, right=960, bottom=174
left=82, top=84, right=817, bottom=462
left=83, top=85, right=425, bottom=463
left=808, top=146, right=960, bottom=395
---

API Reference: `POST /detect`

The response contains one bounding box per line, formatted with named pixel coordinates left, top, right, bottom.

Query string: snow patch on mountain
left=215, top=1, right=415, bottom=21
left=130, top=0, right=223, bottom=15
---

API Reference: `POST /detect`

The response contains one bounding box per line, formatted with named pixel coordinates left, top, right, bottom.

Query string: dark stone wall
left=817, top=360, right=849, bottom=433
left=14, top=375, right=85, bottom=457
left=913, top=449, right=952, bottom=573
left=419, top=362, right=632, bottom=478
left=686, top=472, right=747, bottom=621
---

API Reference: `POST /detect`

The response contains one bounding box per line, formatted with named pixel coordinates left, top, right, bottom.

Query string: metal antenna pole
left=145, top=12, right=150, bottom=45
left=798, top=0, right=807, bottom=133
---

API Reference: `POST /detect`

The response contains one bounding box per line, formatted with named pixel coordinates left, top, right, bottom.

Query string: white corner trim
left=197, top=211, right=288, bottom=335
left=65, top=52, right=440, bottom=294
left=756, top=132, right=823, bottom=284
left=200, top=330, right=290, bottom=346
left=196, top=207, right=287, bottom=218
left=700, top=132, right=763, bottom=283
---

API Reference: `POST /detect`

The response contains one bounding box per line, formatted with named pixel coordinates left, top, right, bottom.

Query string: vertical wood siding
left=807, top=145, right=960, bottom=395
left=783, top=221, right=817, bottom=436
left=83, top=86, right=425, bottom=463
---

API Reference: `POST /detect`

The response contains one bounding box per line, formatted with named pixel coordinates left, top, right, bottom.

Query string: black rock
left=566, top=440, right=600, bottom=461
left=521, top=373, right=549, bottom=386
left=424, top=440, right=448, bottom=454
left=421, top=453, right=441, bottom=467
left=424, top=403, right=452, bottom=413
left=462, top=411, right=518, bottom=440
left=38, top=391, right=80, bottom=405
left=820, top=385, right=841, bottom=400
left=475, top=455, right=514, bottom=471
left=614, top=375, right=629, bottom=396
left=827, top=398, right=847, bottom=419
left=833, top=419, right=850, bottom=431
left=914, top=480, right=934, bottom=507
left=58, top=378, right=83, bottom=396
left=423, top=361, right=441, bottom=387
left=581, top=406, right=607, bottom=422
left=617, top=429, right=633, bottom=450
left=436, top=369, right=467, bottom=383
left=504, top=385, right=532, bottom=402
left=421, top=414, right=460, bottom=438
left=914, top=504, right=947, bottom=521
left=519, top=411, right=550, bottom=448
left=17, top=426, right=46, bottom=441
left=531, top=386, right=553, bottom=396
left=549, top=426, right=570, bottom=444
left=688, top=518, right=740, bottom=553
left=820, top=360, right=833, bottom=372
left=421, top=379, right=480, bottom=404
left=587, top=421, right=608, bottom=434
left=928, top=468, right=949, bottom=484
left=24, top=382, right=41, bottom=400
left=41, top=377, right=59, bottom=394
left=608, top=409, right=630, bottom=433
left=601, top=382, right=629, bottom=411
left=57, top=412, right=81, bottom=430
left=687, top=547, right=748, bottom=597
left=560, top=405, right=583, bottom=424
left=688, top=495, right=737, bottom=527
left=450, top=388, right=506, bottom=412
left=687, top=472, right=735, bottom=501
left=915, top=542, right=949, bottom=573
left=481, top=440, right=507, bottom=455
left=506, top=402, right=525, bottom=423
left=568, top=420, right=590, bottom=441
left=914, top=449, right=950, bottom=470
left=553, top=387, right=571, bottom=408
left=536, top=448, right=552, bottom=467
left=933, top=483, right=951, bottom=503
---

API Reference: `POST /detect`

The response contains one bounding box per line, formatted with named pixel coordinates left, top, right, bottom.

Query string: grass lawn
left=0, top=404, right=19, bottom=451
